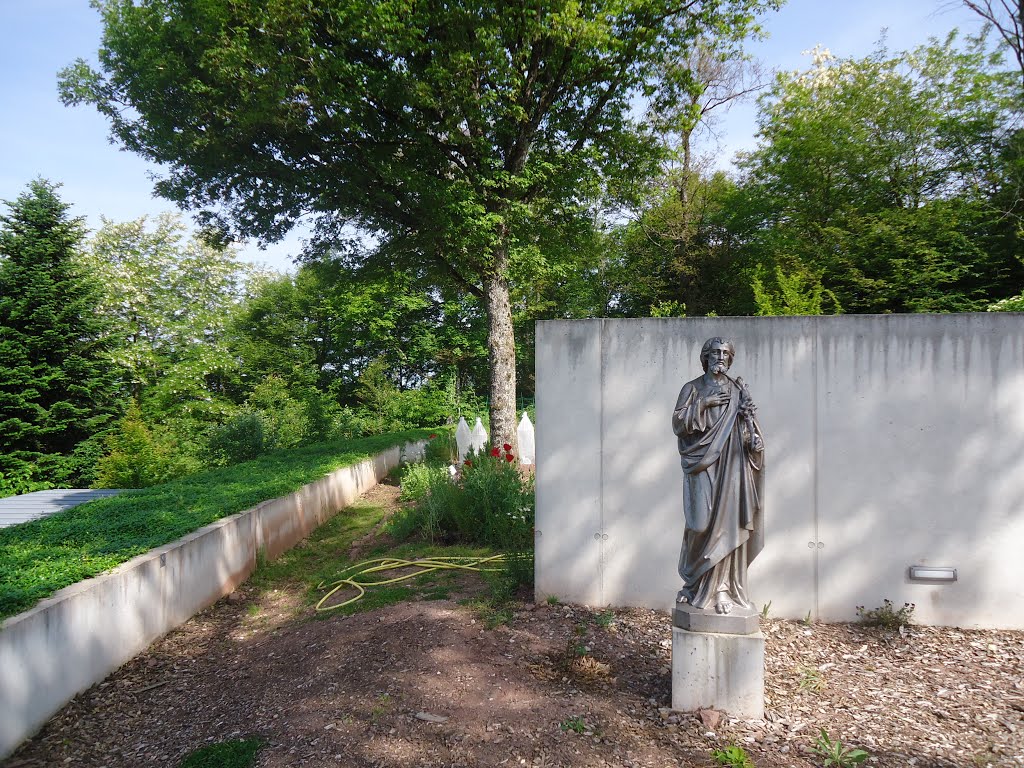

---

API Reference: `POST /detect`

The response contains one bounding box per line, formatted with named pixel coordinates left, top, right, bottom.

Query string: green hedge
left=0, top=429, right=434, bottom=621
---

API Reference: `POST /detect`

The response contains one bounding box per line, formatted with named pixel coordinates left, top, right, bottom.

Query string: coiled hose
left=314, top=554, right=507, bottom=612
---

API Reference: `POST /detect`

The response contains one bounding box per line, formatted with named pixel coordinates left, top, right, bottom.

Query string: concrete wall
left=535, top=315, right=1024, bottom=630
left=0, top=444, right=414, bottom=760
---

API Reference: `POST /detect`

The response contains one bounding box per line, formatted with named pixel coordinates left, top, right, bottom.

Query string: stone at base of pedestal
left=674, top=602, right=759, bottom=635
left=672, top=627, right=764, bottom=720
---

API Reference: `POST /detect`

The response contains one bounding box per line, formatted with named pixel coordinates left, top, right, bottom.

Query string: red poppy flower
left=502, top=443, right=512, bottom=452
left=464, top=459, right=473, bottom=467
left=505, top=453, right=515, bottom=462
left=429, top=434, right=437, bottom=439
left=490, top=447, right=501, bottom=457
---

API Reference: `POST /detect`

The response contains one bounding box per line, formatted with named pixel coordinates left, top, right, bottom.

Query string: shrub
left=855, top=599, right=915, bottom=629
left=424, top=431, right=458, bottom=464
left=246, top=376, right=308, bottom=449
left=0, top=466, right=53, bottom=499
left=398, top=462, right=448, bottom=502
left=94, top=402, right=197, bottom=488
left=333, top=404, right=392, bottom=439
left=207, top=412, right=266, bottom=465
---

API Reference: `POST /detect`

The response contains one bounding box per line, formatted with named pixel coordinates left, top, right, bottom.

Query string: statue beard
left=710, top=362, right=728, bottom=375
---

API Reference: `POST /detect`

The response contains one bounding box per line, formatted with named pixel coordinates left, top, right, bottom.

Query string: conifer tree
left=0, top=179, right=119, bottom=494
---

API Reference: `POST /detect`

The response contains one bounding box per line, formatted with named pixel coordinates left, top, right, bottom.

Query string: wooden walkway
left=0, top=489, right=124, bottom=529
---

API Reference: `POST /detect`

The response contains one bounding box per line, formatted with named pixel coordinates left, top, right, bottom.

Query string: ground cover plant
left=178, top=738, right=263, bottom=768
left=0, top=429, right=435, bottom=620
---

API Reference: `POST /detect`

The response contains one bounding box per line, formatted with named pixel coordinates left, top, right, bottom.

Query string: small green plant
left=179, top=738, right=263, bottom=768
left=811, top=728, right=869, bottom=767
left=423, top=431, right=457, bottom=464
left=798, top=665, right=825, bottom=692
left=397, top=462, right=447, bottom=502
left=803, top=610, right=813, bottom=625
left=712, top=744, right=755, bottom=768
left=559, top=716, right=587, bottom=734
left=760, top=600, right=771, bottom=619
left=370, top=692, right=392, bottom=720
left=546, top=594, right=560, bottom=605
left=460, top=597, right=515, bottom=628
left=561, top=622, right=591, bottom=665
left=594, top=610, right=615, bottom=627
left=856, top=599, right=915, bottom=629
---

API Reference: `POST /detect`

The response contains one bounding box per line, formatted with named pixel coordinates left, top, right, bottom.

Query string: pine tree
left=0, top=179, right=119, bottom=494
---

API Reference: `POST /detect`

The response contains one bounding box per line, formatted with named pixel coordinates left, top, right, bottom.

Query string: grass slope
left=0, top=430, right=434, bottom=621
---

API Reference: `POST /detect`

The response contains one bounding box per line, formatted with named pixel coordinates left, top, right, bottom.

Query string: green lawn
left=0, top=430, right=434, bottom=621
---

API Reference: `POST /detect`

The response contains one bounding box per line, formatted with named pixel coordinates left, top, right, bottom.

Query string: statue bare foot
left=715, top=592, right=733, bottom=614
left=675, top=589, right=690, bottom=605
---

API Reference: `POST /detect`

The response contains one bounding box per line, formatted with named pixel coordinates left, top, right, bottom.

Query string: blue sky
left=0, top=1, right=988, bottom=274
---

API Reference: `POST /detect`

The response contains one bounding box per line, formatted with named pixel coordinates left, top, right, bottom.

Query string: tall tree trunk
left=483, top=242, right=518, bottom=456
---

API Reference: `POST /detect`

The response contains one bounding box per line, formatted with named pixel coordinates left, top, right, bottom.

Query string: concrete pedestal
left=671, top=626, right=764, bottom=719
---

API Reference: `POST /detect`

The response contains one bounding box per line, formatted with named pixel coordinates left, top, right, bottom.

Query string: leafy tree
left=229, top=270, right=324, bottom=395
left=0, top=180, right=119, bottom=492
left=962, top=0, right=1024, bottom=92
left=734, top=34, right=1024, bottom=312
left=600, top=171, right=754, bottom=317
left=84, top=213, right=254, bottom=424
left=751, top=265, right=841, bottom=315
left=60, top=0, right=779, bottom=449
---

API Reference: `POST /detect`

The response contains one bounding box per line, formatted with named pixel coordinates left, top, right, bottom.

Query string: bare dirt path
left=4, top=484, right=1022, bottom=768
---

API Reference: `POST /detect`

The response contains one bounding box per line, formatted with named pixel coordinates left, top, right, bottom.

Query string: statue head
left=700, top=337, right=735, bottom=373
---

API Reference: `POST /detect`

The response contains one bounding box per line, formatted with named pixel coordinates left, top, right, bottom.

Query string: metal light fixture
left=908, top=565, right=957, bottom=582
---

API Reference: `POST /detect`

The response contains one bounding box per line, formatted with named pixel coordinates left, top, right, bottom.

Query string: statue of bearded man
left=672, top=337, right=765, bottom=616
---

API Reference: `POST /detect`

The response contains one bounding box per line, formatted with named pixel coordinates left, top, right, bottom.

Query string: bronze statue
left=672, top=338, right=764, bottom=615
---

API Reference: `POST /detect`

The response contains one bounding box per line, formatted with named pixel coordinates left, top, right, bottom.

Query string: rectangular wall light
left=908, top=565, right=957, bottom=582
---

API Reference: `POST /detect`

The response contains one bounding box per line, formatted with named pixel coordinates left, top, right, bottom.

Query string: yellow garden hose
left=314, top=554, right=507, bottom=612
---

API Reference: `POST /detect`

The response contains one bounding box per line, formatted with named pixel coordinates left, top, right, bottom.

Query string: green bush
left=855, top=599, right=915, bottom=629
left=246, top=376, right=308, bottom=449
left=207, top=412, right=266, bottom=465
left=424, top=431, right=457, bottom=464
left=0, top=466, right=53, bottom=499
left=398, top=462, right=449, bottom=502
left=334, top=405, right=385, bottom=439
left=94, top=402, right=198, bottom=488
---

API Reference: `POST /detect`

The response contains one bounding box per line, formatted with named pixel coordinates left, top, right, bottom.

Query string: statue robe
left=672, top=373, right=764, bottom=610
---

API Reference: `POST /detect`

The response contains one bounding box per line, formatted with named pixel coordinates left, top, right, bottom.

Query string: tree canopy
left=60, top=0, right=779, bottom=447
left=734, top=34, right=1024, bottom=313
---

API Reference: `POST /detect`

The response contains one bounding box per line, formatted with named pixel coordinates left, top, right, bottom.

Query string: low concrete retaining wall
left=0, top=443, right=417, bottom=760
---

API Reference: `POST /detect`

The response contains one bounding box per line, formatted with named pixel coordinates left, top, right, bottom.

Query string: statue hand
left=704, top=391, right=730, bottom=409
left=749, top=433, right=764, bottom=452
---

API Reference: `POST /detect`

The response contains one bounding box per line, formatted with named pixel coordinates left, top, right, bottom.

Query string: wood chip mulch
left=4, top=595, right=1021, bottom=768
